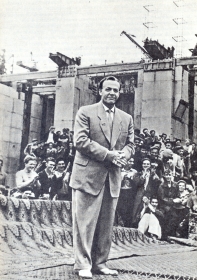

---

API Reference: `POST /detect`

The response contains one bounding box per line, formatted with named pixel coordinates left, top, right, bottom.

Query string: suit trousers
left=72, top=179, right=118, bottom=271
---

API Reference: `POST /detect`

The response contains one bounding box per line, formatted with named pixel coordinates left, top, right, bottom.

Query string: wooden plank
left=0, top=70, right=57, bottom=82
left=77, top=62, right=143, bottom=75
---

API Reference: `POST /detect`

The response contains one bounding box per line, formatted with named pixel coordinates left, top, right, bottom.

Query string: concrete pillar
left=141, top=69, right=173, bottom=137
left=54, top=77, right=76, bottom=131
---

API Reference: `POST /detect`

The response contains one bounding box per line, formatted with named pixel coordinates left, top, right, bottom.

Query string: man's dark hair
left=56, top=158, right=65, bottom=164
left=98, top=76, right=120, bottom=90
left=45, top=157, right=55, bottom=163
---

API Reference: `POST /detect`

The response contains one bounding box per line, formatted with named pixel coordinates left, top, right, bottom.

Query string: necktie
left=107, top=109, right=113, bottom=136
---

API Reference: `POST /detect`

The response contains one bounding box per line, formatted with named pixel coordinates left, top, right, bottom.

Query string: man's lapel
left=111, top=108, right=122, bottom=149
left=97, top=102, right=111, bottom=144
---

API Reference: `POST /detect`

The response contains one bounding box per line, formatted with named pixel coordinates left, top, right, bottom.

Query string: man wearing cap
left=70, top=76, right=135, bottom=278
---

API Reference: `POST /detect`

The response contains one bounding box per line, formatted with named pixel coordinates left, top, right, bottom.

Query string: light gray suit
left=70, top=101, right=135, bottom=271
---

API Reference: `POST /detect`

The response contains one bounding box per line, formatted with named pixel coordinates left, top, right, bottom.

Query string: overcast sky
left=0, top=0, right=197, bottom=73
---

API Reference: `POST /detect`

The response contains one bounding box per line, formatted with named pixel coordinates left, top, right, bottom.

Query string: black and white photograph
left=0, top=0, right=197, bottom=279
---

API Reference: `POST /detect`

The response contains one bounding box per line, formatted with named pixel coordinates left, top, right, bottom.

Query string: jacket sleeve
left=73, top=107, right=108, bottom=161
left=121, top=115, right=135, bottom=160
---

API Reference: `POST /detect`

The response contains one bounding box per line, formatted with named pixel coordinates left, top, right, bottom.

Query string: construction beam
left=77, top=62, right=143, bottom=75
left=0, top=70, right=57, bottom=83
left=176, top=56, right=197, bottom=66
left=32, top=85, right=55, bottom=93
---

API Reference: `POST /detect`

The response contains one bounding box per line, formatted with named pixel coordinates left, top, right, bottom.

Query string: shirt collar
left=102, top=103, right=115, bottom=113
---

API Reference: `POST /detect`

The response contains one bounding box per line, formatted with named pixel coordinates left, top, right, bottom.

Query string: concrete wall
left=0, top=84, right=24, bottom=187
left=141, top=70, right=173, bottom=137
left=29, top=94, right=43, bottom=142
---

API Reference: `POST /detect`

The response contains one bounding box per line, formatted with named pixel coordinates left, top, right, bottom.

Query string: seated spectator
left=24, top=139, right=38, bottom=157
left=44, top=126, right=58, bottom=144
left=132, top=158, right=161, bottom=227
left=50, top=158, right=72, bottom=201
left=38, top=157, right=56, bottom=199
left=138, top=196, right=163, bottom=240
left=15, top=156, right=40, bottom=198
left=0, top=157, right=7, bottom=187
left=46, top=142, right=57, bottom=159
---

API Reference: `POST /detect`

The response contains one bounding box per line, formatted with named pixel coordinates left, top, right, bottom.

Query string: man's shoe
left=78, top=269, right=92, bottom=278
left=97, top=268, right=118, bottom=275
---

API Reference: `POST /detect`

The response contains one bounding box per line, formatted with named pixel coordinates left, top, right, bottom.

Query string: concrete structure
left=0, top=57, right=196, bottom=188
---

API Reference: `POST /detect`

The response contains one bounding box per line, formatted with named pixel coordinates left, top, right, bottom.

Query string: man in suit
left=70, top=76, right=135, bottom=278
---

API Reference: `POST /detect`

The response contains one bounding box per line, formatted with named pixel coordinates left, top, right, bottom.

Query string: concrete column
left=141, top=69, right=173, bottom=137
left=54, top=77, right=75, bottom=131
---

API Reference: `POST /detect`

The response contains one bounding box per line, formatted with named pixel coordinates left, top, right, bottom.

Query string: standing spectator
left=24, top=139, right=38, bottom=157
left=34, top=141, right=46, bottom=161
left=59, top=128, right=70, bottom=149
left=116, top=159, right=138, bottom=227
left=44, top=126, right=58, bottom=144
left=150, top=130, right=158, bottom=144
left=149, top=146, right=164, bottom=179
left=157, top=169, right=179, bottom=239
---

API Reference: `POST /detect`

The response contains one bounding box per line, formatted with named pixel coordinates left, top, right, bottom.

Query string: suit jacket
left=70, top=101, right=135, bottom=197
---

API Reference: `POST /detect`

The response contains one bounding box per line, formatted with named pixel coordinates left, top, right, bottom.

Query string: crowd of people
left=116, top=128, right=197, bottom=240
left=0, top=125, right=197, bottom=241
left=11, top=126, right=75, bottom=201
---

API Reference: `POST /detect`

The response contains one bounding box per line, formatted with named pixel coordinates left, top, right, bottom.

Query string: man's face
left=134, top=139, right=140, bottom=146
left=165, top=143, right=172, bottom=150
left=177, top=149, right=184, bottom=157
left=56, top=161, right=65, bottom=172
left=142, top=160, right=151, bottom=170
left=0, top=161, right=3, bottom=168
left=178, top=182, right=185, bottom=192
left=150, top=131, right=155, bottom=137
left=140, top=148, right=147, bottom=156
left=99, top=80, right=120, bottom=107
left=151, top=199, right=158, bottom=209
left=150, top=149, right=159, bottom=159
left=164, top=173, right=172, bottom=182
left=143, top=129, right=149, bottom=136
left=46, top=161, right=55, bottom=172
left=26, top=160, right=37, bottom=172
